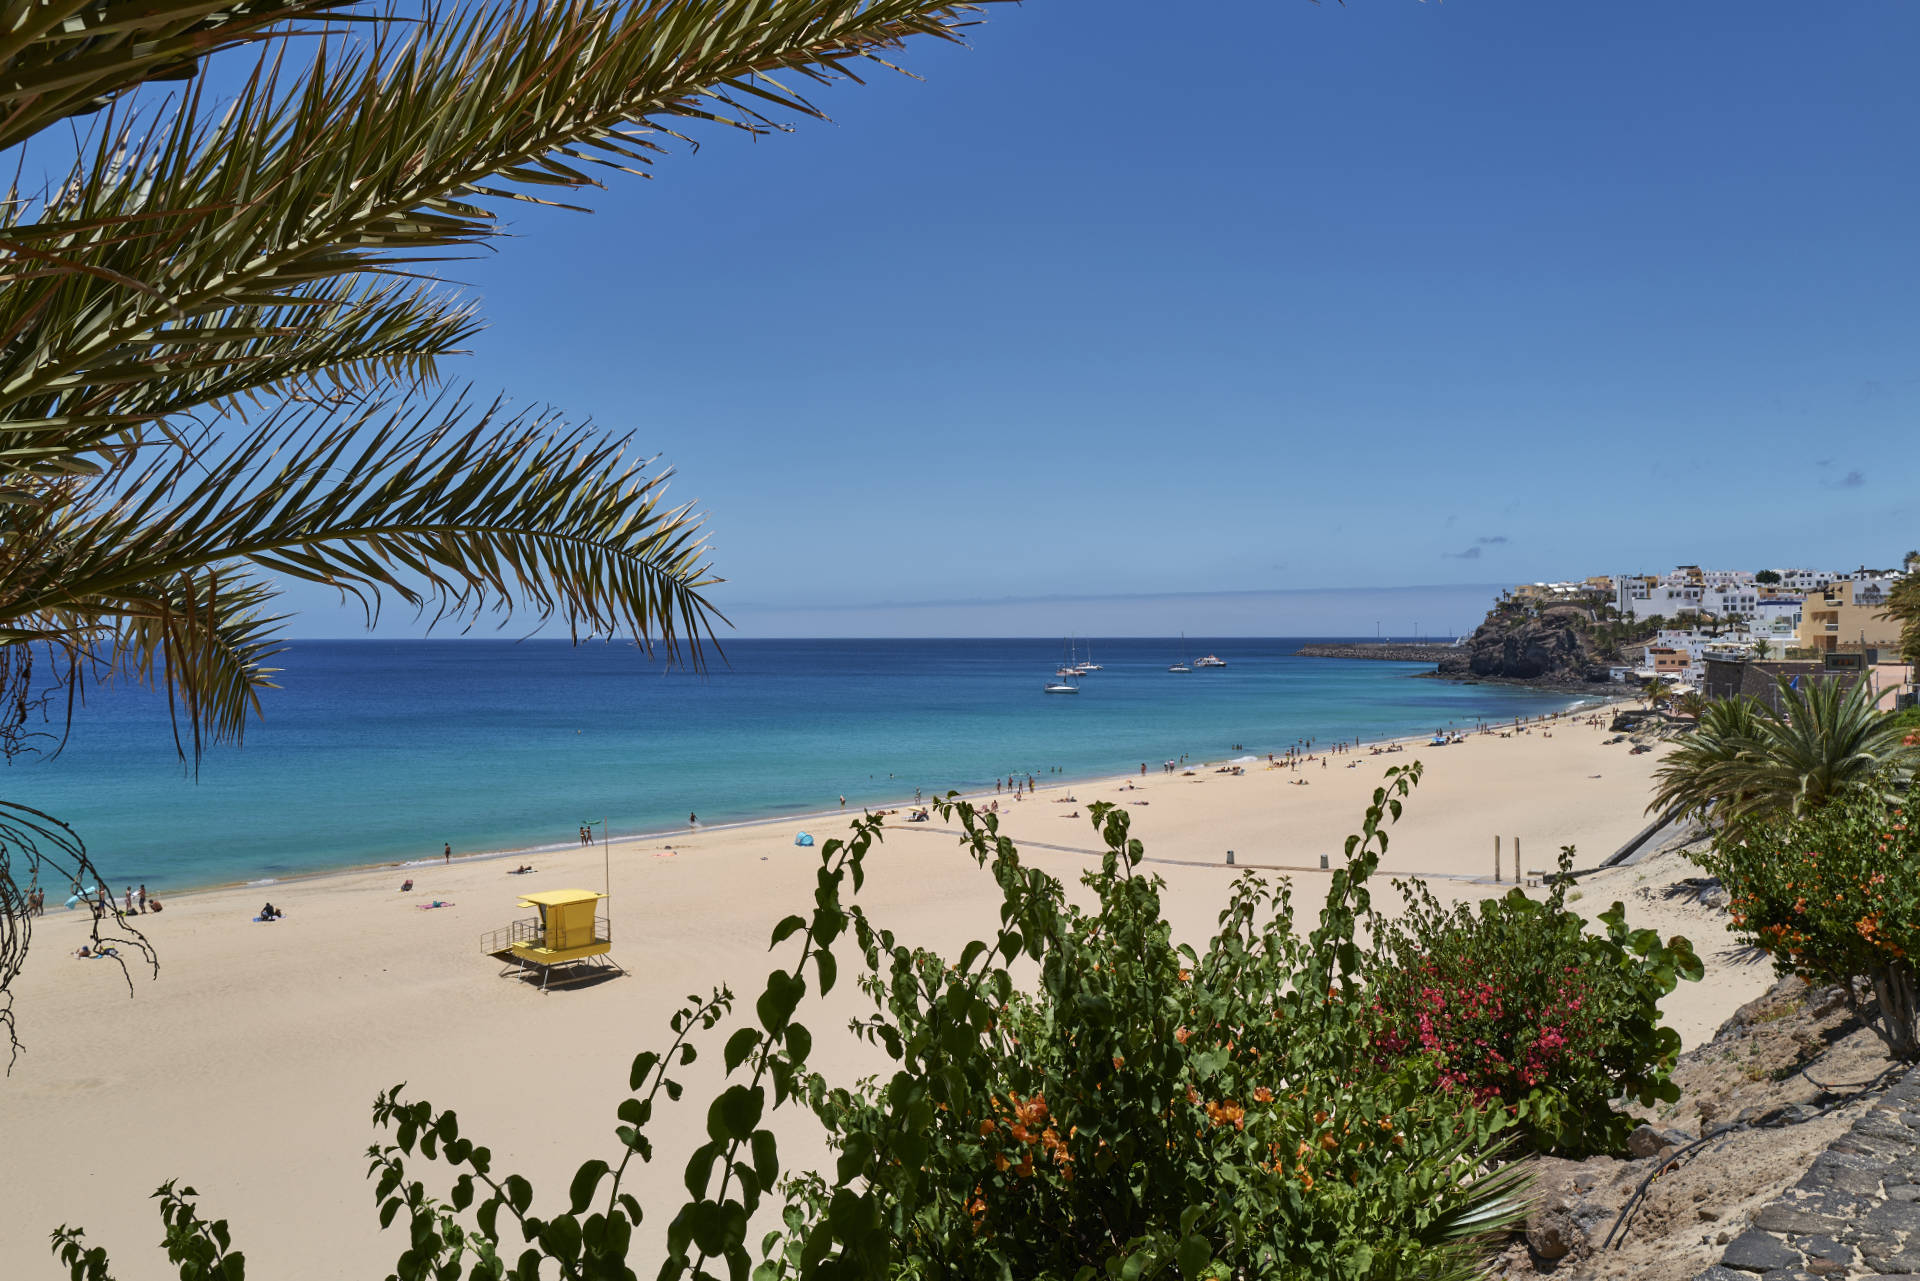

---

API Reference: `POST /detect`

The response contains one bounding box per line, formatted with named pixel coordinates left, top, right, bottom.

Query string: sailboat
left=1078, top=639, right=1102, bottom=672
left=1168, top=634, right=1192, bottom=673
left=1046, top=638, right=1082, bottom=693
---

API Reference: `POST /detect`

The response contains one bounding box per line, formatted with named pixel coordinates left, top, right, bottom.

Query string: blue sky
left=255, top=1, right=1918, bottom=637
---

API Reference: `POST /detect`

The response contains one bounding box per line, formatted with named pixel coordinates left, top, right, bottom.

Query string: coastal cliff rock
left=1435, top=605, right=1613, bottom=686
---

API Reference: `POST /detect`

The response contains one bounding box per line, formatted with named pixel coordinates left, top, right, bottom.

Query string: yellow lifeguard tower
left=482, top=888, right=618, bottom=990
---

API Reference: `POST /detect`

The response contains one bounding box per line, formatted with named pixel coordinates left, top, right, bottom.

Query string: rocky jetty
left=1434, top=604, right=1617, bottom=687
left=1293, top=642, right=1458, bottom=663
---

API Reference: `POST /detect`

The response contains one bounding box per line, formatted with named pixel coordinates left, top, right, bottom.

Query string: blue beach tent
left=794, top=832, right=814, bottom=847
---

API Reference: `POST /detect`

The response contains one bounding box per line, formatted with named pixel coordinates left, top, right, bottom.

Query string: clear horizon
left=153, top=0, right=1920, bottom=640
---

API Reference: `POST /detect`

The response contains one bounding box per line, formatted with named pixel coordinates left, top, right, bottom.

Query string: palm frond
left=84, top=566, right=288, bottom=758
left=0, top=0, right=368, bottom=151
left=0, top=0, right=1006, bottom=476
left=0, top=797, right=156, bottom=1070
left=5, top=391, right=723, bottom=662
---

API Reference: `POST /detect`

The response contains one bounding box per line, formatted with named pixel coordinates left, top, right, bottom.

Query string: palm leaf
left=0, top=0, right=1008, bottom=476
left=0, top=0, right=369, bottom=151
left=8, top=386, right=721, bottom=647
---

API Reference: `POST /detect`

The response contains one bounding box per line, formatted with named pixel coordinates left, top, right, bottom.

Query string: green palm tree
left=1882, top=573, right=1920, bottom=667
left=1651, top=679, right=1917, bottom=825
left=0, top=0, right=1015, bottom=1059
left=1751, top=637, right=1773, bottom=660
left=1674, top=690, right=1710, bottom=721
left=1745, top=676, right=1918, bottom=817
left=1640, top=677, right=1668, bottom=709
left=1648, top=695, right=1768, bottom=821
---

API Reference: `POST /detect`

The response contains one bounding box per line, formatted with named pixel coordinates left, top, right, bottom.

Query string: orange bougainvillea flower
left=1112, top=1054, right=1126, bottom=1070
left=1186, top=1086, right=1202, bottom=1106
left=993, top=1152, right=1010, bottom=1172
left=1253, top=1087, right=1274, bottom=1104
left=1178, top=969, right=1192, bottom=983
left=1175, top=1026, right=1192, bottom=1044
left=1009, top=1123, right=1031, bottom=1144
left=978, top=1119, right=996, bottom=1138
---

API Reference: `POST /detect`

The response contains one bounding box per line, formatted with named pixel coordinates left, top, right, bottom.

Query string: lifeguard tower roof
left=516, top=889, right=605, bottom=908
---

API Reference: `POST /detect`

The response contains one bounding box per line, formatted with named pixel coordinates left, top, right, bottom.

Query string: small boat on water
left=1169, top=633, right=1193, bottom=672
left=1193, top=654, right=1227, bottom=668
left=1047, top=639, right=1081, bottom=692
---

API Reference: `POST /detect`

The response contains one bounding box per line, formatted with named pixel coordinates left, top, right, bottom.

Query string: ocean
left=2, top=638, right=1595, bottom=892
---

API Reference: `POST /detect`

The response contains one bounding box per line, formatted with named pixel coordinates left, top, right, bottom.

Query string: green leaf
left=1177, top=1234, right=1212, bottom=1280
left=724, top=1027, right=761, bottom=1073
left=706, top=1085, right=765, bottom=1143
left=568, top=1160, right=609, bottom=1214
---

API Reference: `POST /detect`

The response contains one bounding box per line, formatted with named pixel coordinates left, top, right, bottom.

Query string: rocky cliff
left=1434, top=604, right=1616, bottom=686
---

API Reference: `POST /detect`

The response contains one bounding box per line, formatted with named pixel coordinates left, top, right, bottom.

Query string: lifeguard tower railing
left=480, top=914, right=611, bottom=957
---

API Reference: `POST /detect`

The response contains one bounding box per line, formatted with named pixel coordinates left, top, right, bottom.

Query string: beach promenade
left=0, top=716, right=1766, bottom=1280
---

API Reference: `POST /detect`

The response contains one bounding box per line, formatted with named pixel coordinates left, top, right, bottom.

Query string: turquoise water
left=2, top=639, right=1590, bottom=891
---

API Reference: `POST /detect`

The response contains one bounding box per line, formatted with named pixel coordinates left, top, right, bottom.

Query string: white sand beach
left=0, top=713, right=1769, bottom=1279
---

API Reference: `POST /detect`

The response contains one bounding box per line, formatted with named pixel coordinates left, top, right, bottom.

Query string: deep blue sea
left=2, top=638, right=1597, bottom=891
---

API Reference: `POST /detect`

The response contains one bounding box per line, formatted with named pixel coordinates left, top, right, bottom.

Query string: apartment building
left=1796, top=579, right=1904, bottom=656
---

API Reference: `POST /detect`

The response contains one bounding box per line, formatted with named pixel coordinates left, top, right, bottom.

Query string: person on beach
left=688, top=812, right=698, bottom=829
left=444, top=842, right=451, bottom=864
left=123, top=887, right=133, bottom=915
left=137, top=884, right=146, bottom=913
left=840, top=795, right=846, bottom=808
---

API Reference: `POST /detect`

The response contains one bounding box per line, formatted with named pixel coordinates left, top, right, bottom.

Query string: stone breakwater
left=1293, top=642, right=1456, bottom=663
left=1696, top=1063, right=1920, bottom=1279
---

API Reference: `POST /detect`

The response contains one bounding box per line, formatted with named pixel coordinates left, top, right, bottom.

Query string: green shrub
left=1702, top=784, right=1920, bottom=1059
left=1366, top=856, right=1702, bottom=1157
left=766, top=769, right=1526, bottom=1280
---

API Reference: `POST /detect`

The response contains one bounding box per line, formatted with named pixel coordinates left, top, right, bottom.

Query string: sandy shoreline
left=130, top=686, right=1621, bottom=902
left=4, top=698, right=1768, bottom=1281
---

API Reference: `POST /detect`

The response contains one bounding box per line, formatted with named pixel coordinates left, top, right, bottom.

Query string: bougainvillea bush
left=1366, top=857, right=1703, bottom=1157
left=767, top=766, right=1527, bottom=1281
left=1701, top=782, right=1920, bottom=1059
left=54, top=765, right=1698, bottom=1281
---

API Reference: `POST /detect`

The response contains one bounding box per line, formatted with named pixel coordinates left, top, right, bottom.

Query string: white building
left=1624, top=582, right=1761, bottom=623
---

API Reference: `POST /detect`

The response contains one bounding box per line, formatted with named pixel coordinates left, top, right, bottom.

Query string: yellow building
left=1795, top=581, right=1903, bottom=655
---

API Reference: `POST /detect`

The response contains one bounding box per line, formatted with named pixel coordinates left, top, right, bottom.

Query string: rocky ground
left=1488, top=838, right=1901, bottom=1281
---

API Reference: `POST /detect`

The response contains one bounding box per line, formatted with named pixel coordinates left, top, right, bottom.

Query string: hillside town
left=1502, top=553, right=1918, bottom=706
